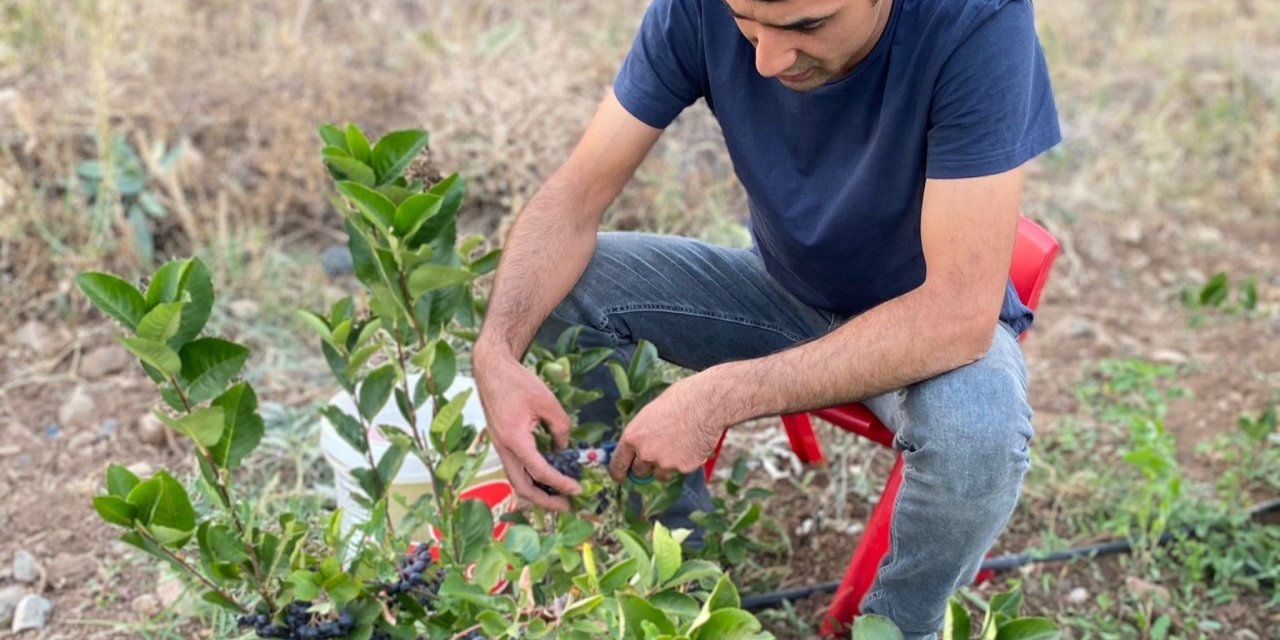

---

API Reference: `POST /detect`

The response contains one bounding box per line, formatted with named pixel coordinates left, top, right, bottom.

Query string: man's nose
left=753, top=31, right=797, bottom=78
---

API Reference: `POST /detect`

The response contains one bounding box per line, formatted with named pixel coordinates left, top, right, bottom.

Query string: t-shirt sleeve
left=925, top=0, right=1062, bottom=179
left=613, top=0, right=706, bottom=129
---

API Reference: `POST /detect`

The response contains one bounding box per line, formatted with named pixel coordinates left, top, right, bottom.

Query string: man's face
left=721, top=0, right=890, bottom=91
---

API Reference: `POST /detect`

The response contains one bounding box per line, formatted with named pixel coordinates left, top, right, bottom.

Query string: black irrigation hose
left=740, top=497, right=1280, bottom=611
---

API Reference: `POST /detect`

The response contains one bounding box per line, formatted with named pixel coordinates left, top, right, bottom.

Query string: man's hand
left=608, top=375, right=727, bottom=484
left=474, top=351, right=582, bottom=511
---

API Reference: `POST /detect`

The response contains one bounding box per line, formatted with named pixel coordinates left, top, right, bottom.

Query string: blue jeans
left=534, top=232, right=1034, bottom=639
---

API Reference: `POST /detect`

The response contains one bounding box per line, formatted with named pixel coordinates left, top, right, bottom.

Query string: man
left=474, top=0, right=1059, bottom=635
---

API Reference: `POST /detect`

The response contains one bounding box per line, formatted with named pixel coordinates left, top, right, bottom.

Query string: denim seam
left=602, top=303, right=811, bottom=343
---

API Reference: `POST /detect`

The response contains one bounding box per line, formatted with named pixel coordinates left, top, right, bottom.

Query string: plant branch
left=137, top=527, right=247, bottom=615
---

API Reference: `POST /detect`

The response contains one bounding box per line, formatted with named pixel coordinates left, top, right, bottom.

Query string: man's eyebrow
left=720, top=0, right=837, bottom=30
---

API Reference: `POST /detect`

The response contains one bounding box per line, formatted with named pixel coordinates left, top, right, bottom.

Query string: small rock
left=1233, top=630, right=1260, bottom=640
left=323, top=244, right=354, bottom=278
left=155, top=578, right=185, bottom=609
left=80, top=344, right=131, bottom=379
left=1188, top=224, right=1223, bottom=245
left=0, top=585, right=25, bottom=628
left=1124, top=576, right=1171, bottom=603
left=98, top=418, right=119, bottom=439
left=1118, top=221, right=1143, bottom=245
left=228, top=299, right=260, bottom=320
left=126, top=461, right=155, bottom=479
left=57, top=385, right=97, bottom=430
left=12, top=550, right=39, bottom=584
left=44, top=553, right=97, bottom=591
left=136, top=413, right=167, bottom=446
left=1150, top=349, right=1188, bottom=365
left=14, top=321, right=48, bottom=356
left=1057, top=316, right=1098, bottom=340
left=11, top=593, right=52, bottom=633
left=130, top=593, right=162, bottom=618
left=1066, top=587, right=1089, bottom=605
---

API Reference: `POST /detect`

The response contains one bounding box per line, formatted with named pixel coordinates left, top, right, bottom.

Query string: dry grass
left=1, top=0, right=1277, bottom=324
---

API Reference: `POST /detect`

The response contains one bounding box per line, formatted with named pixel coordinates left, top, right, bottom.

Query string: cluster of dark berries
left=533, top=449, right=582, bottom=496
left=236, top=603, right=354, bottom=639
left=385, top=544, right=446, bottom=608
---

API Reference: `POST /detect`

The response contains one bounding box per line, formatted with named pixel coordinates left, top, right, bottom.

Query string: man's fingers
left=495, top=445, right=570, bottom=511
left=608, top=440, right=635, bottom=483
left=513, top=439, right=582, bottom=497
left=631, top=460, right=655, bottom=480
left=538, top=396, right=573, bottom=450
left=654, top=467, right=676, bottom=483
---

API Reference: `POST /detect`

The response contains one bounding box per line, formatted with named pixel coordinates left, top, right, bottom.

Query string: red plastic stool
left=703, top=216, right=1059, bottom=635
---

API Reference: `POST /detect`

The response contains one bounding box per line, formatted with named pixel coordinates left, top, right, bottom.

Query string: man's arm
left=477, top=91, right=662, bottom=362
left=474, top=91, right=662, bottom=510
left=610, top=168, right=1023, bottom=479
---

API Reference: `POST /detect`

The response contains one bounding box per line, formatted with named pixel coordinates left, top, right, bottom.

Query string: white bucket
left=319, top=374, right=512, bottom=543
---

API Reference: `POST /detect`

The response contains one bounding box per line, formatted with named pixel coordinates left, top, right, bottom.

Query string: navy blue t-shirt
left=613, top=0, right=1061, bottom=333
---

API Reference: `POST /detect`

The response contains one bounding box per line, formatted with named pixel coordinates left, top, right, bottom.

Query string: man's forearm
left=703, top=284, right=997, bottom=425
left=476, top=170, right=603, bottom=363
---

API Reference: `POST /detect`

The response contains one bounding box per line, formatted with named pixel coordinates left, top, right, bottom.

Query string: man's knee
left=895, top=354, right=1034, bottom=501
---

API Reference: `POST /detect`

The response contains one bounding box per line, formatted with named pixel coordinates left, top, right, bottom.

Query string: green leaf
left=320, top=406, right=366, bottom=452
left=607, top=361, right=631, bottom=398
left=994, top=618, right=1059, bottom=640
left=146, top=471, right=197, bottom=548
left=172, top=258, right=213, bottom=348
left=345, top=124, right=372, bottom=164
left=1240, top=276, right=1258, bottom=311
left=652, top=521, right=682, bottom=584
left=393, top=192, right=442, bottom=237
left=318, top=124, right=348, bottom=151
left=120, top=337, right=182, bottom=377
left=703, top=575, right=740, bottom=612
left=457, top=498, right=494, bottom=564
left=136, top=301, right=185, bottom=343
left=407, top=264, right=475, bottom=299
left=599, top=558, right=639, bottom=594
left=620, top=595, right=676, bottom=639
left=650, top=591, right=700, bottom=620
left=209, top=383, right=265, bottom=470
left=504, top=525, right=541, bottom=563
left=296, top=310, right=332, bottom=342
left=93, top=495, right=137, bottom=527
left=430, top=341, right=457, bottom=397
left=106, top=464, right=141, bottom=498
left=469, top=248, right=501, bottom=275
left=325, top=156, right=376, bottom=187
left=1200, top=272, right=1229, bottom=307
left=288, top=570, right=323, bottom=601
left=662, top=560, right=721, bottom=590
left=159, top=406, right=226, bottom=447
left=563, top=595, right=604, bottom=620
left=615, top=528, right=651, bottom=572
left=77, top=272, right=147, bottom=330
left=430, top=389, right=471, bottom=450
left=689, top=609, right=761, bottom=640
left=729, top=503, right=761, bottom=534
left=371, top=130, right=429, bottom=185
left=201, top=591, right=241, bottom=613
left=944, top=599, right=971, bottom=640
left=338, top=181, right=397, bottom=234
left=358, top=363, right=397, bottom=421
left=851, top=615, right=905, bottom=640
left=206, top=523, right=249, bottom=563
left=559, top=519, right=594, bottom=547
left=375, top=443, right=408, bottom=484
left=178, top=338, right=249, bottom=404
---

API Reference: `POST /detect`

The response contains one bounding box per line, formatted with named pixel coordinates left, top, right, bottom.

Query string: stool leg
left=782, top=413, right=826, bottom=465
left=703, top=428, right=729, bottom=480
left=821, top=454, right=905, bottom=636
